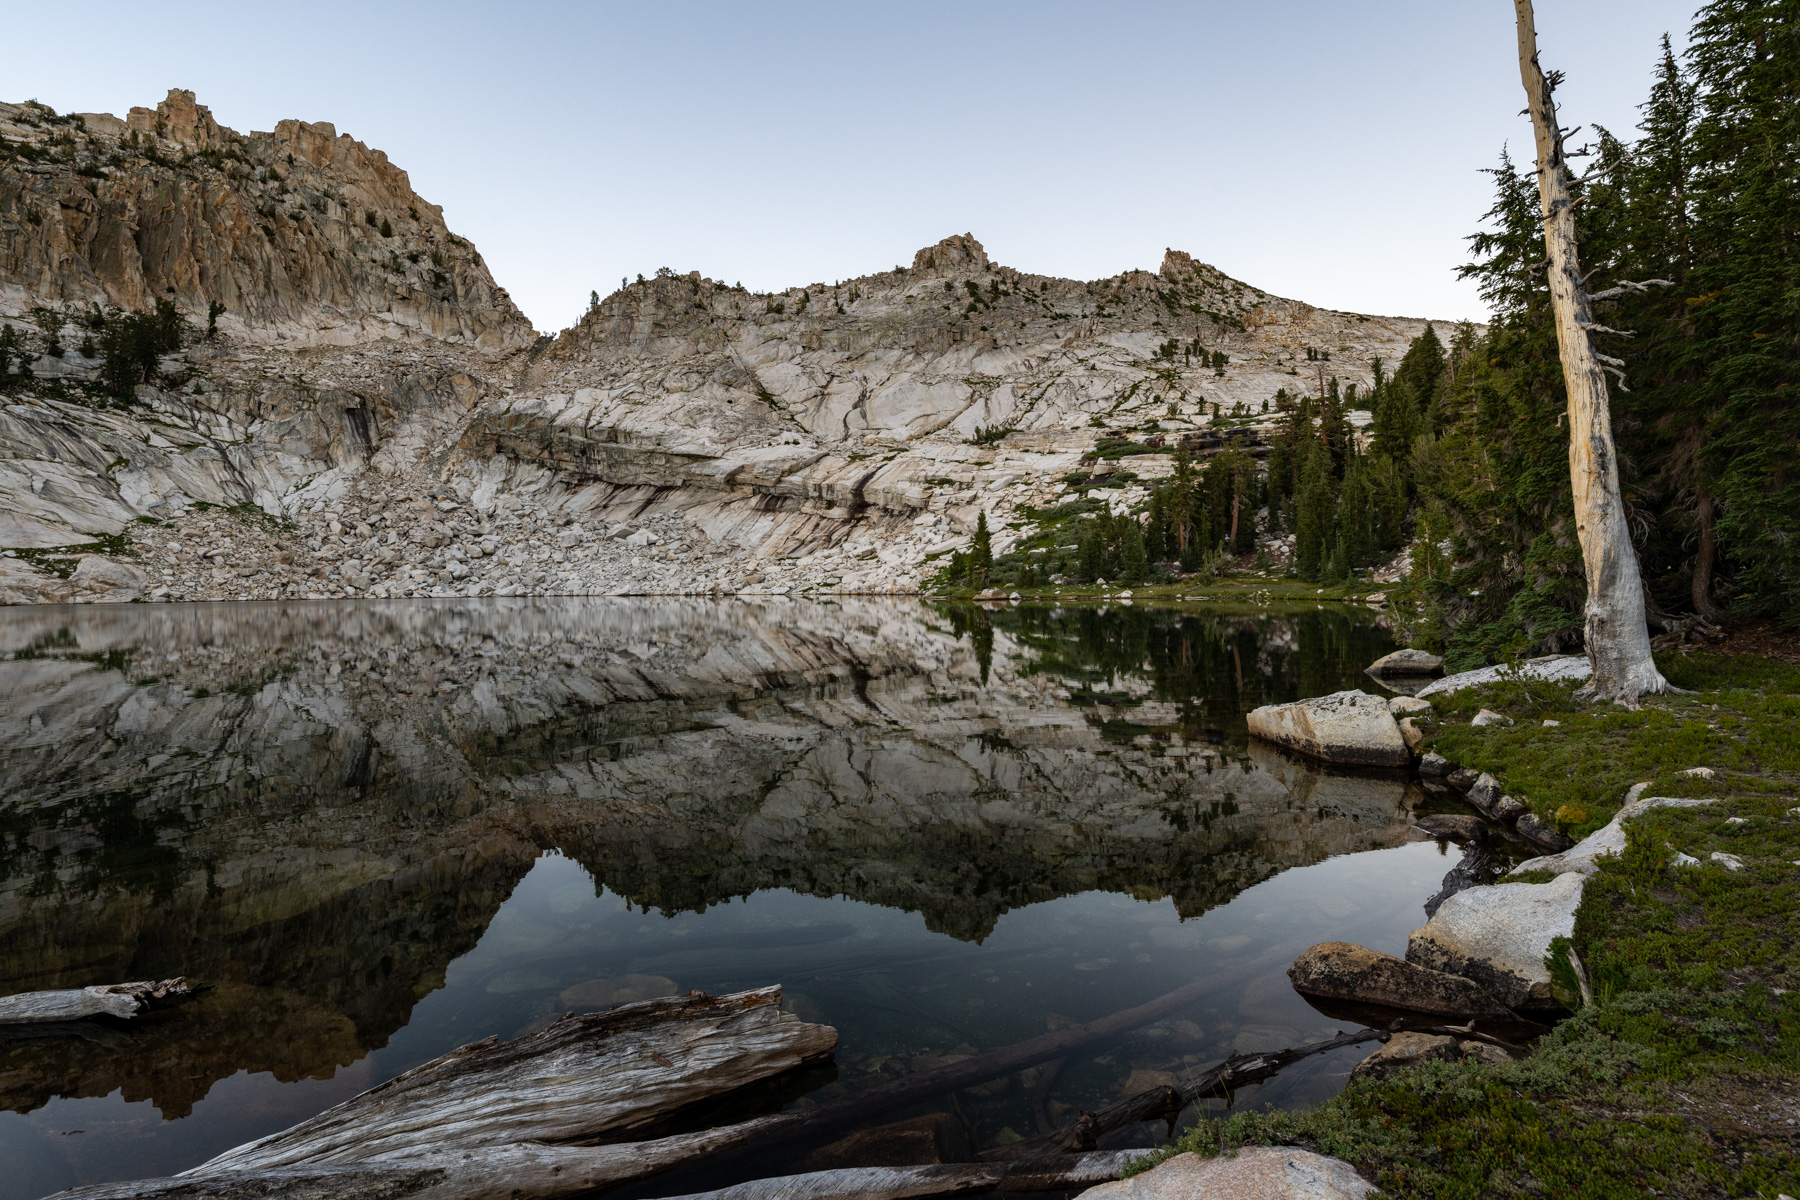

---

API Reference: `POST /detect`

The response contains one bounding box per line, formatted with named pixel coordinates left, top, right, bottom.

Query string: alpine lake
left=0, top=596, right=1478, bottom=1198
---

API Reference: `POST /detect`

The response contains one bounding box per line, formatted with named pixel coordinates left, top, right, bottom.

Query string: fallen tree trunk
left=981, top=1028, right=1382, bottom=1160
left=653, top=1152, right=1139, bottom=1200
left=0, top=979, right=194, bottom=1025
left=52, top=986, right=838, bottom=1200
left=55, top=955, right=1291, bottom=1200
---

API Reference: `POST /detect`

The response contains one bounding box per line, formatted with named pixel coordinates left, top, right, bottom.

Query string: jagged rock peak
left=125, top=88, right=223, bottom=149
left=0, top=90, right=533, bottom=350
left=912, top=233, right=989, bottom=273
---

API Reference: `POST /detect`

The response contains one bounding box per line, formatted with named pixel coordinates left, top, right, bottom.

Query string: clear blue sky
left=7, top=1, right=1700, bottom=333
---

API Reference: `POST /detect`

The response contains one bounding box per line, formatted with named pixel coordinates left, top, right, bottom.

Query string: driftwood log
left=983, top=1028, right=1382, bottom=1160
left=54, top=955, right=1297, bottom=1200
left=0, top=979, right=194, bottom=1025
left=656, top=1151, right=1140, bottom=1200
left=53, top=986, right=837, bottom=1200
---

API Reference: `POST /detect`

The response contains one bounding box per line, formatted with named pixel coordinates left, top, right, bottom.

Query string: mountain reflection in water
left=0, top=598, right=1449, bottom=1198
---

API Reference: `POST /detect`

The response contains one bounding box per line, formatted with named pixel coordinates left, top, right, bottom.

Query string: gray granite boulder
left=1288, top=941, right=1513, bottom=1018
left=1077, top=1147, right=1374, bottom=1200
left=1407, top=873, right=1583, bottom=1010
left=1366, top=648, right=1444, bottom=677
left=1247, top=690, right=1410, bottom=768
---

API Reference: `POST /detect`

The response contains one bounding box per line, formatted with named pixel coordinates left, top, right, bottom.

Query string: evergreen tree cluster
left=1398, top=2, right=1800, bottom=659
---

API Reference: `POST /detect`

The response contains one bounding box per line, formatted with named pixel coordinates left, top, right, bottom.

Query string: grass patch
left=1149, top=650, right=1800, bottom=1197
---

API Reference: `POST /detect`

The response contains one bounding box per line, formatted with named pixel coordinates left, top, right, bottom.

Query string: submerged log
left=982, top=1028, right=1382, bottom=1160
left=0, top=979, right=194, bottom=1025
left=54, top=956, right=1294, bottom=1200
left=54, top=986, right=836, bottom=1200
left=656, top=1152, right=1140, bottom=1200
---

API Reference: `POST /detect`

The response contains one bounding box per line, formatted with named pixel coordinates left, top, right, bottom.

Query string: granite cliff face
left=1, top=91, right=532, bottom=348
left=0, top=599, right=1416, bottom=1114
left=0, top=91, right=1455, bottom=601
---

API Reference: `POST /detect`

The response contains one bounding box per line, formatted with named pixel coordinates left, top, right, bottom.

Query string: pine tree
left=1392, top=322, right=1446, bottom=435
left=971, top=511, right=994, bottom=585
left=1685, top=0, right=1800, bottom=622
left=1294, top=443, right=1332, bottom=580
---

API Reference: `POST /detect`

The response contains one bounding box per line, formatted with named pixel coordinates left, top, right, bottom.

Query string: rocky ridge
left=1, top=91, right=1457, bottom=602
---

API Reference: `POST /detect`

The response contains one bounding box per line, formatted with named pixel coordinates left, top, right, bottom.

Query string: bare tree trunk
left=1692, top=488, right=1721, bottom=618
left=1514, top=0, right=1670, bottom=704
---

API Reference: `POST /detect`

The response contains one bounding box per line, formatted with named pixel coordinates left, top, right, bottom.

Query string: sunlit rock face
left=0, top=598, right=1411, bottom=1114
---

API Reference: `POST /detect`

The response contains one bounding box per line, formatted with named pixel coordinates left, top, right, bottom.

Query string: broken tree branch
left=981, top=1028, right=1382, bottom=1160
left=1588, top=279, right=1675, bottom=301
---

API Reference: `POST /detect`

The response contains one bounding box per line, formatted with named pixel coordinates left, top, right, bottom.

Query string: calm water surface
left=0, top=597, right=1462, bottom=1198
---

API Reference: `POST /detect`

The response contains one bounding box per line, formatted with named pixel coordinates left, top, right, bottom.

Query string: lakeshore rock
left=1287, top=942, right=1512, bottom=1019
left=1514, top=811, right=1575, bottom=853
left=1407, top=873, right=1584, bottom=1010
left=1246, top=691, right=1410, bottom=768
left=1388, top=696, right=1434, bottom=717
left=1416, top=655, right=1592, bottom=699
left=1076, top=1147, right=1373, bottom=1200
left=1510, top=796, right=1717, bottom=877
left=1365, top=648, right=1444, bottom=677
left=1418, top=752, right=1452, bottom=777
left=1351, top=1032, right=1461, bottom=1081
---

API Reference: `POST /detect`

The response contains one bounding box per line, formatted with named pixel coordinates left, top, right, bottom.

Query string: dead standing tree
left=1513, top=0, right=1672, bottom=704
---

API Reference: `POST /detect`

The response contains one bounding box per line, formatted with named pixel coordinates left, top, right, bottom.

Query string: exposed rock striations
left=2, top=91, right=1461, bottom=601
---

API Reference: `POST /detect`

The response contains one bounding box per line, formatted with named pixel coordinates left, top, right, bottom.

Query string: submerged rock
left=1407, top=874, right=1584, bottom=1011
left=1514, top=811, right=1575, bottom=853
left=1246, top=690, right=1410, bottom=768
left=1351, top=1031, right=1461, bottom=1080
left=1287, top=941, right=1512, bottom=1019
left=1077, top=1147, right=1374, bottom=1200
left=1365, top=648, right=1444, bottom=677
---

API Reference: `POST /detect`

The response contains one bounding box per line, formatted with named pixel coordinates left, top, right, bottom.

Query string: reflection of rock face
left=0, top=599, right=1414, bottom=1114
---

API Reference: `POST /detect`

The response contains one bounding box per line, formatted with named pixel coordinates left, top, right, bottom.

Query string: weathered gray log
left=202, top=985, right=835, bottom=1171
left=0, top=979, right=193, bottom=1025
left=53, top=958, right=1288, bottom=1200
left=51, top=986, right=837, bottom=1200
left=981, top=1028, right=1382, bottom=1160
left=654, top=1152, right=1140, bottom=1200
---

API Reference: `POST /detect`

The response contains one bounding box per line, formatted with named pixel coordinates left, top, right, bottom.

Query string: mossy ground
left=1140, top=649, right=1800, bottom=1198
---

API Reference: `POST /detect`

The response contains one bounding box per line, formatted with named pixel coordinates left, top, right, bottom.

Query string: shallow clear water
left=0, top=597, right=1459, bottom=1197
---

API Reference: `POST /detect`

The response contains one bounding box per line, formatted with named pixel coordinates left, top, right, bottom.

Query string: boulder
left=1365, top=648, right=1444, bottom=678
left=1398, top=717, right=1426, bottom=753
left=1418, top=752, right=1453, bottom=777
left=1446, top=768, right=1478, bottom=791
left=1076, top=1147, right=1373, bottom=1200
left=1466, top=772, right=1503, bottom=812
left=68, top=555, right=147, bottom=603
left=0, top=556, right=73, bottom=605
left=1509, top=796, right=1716, bottom=877
left=1407, top=873, right=1583, bottom=1010
left=1388, top=696, right=1434, bottom=717
left=1351, top=1032, right=1461, bottom=1081
left=1416, top=655, right=1591, bottom=699
left=1470, top=708, right=1513, bottom=727
left=1246, top=691, right=1410, bottom=768
left=1287, top=942, right=1512, bottom=1019
left=1514, top=811, right=1574, bottom=853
